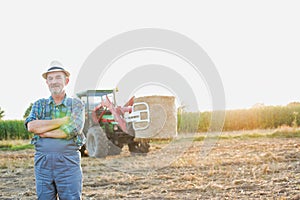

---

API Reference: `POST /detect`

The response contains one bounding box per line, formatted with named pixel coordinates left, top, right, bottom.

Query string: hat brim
left=42, top=69, right=70, bottom=79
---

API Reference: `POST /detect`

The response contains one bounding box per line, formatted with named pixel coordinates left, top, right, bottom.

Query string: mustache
left=50, top=84, right=61, bottom=88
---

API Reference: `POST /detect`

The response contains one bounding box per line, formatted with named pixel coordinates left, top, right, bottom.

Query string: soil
left=0, top=136, right=300, bottom=199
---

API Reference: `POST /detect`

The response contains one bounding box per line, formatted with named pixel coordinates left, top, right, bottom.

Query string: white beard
left=50, top=85, right=64, bottom=95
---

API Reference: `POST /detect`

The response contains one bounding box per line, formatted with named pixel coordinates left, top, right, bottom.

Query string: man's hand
left=60, top=116, right=70, bottom=124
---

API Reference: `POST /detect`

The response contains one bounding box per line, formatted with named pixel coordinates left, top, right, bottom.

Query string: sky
left=0, top=0, right=300, bottom=120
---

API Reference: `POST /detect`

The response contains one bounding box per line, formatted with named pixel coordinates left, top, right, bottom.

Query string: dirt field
left=1, top=135, right=300, bottom=199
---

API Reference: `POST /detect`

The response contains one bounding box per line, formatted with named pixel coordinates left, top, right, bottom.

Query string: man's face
left=46, top=71, right=69, bottom=95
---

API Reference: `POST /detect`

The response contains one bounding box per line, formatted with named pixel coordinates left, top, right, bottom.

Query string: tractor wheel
left=86, top=126, right=108, bottom=158
left=107, top=141, right=123, bottom=156
left=128, top=141, right=150, bottom=155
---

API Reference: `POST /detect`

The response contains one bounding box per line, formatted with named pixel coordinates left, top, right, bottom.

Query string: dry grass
left=0, top=139, right=31, bottom=146
left=0, top=135, right=300, bottom=199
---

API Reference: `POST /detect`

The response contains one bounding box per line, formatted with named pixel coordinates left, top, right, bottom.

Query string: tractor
left=76, top=89, right=151, bottom=158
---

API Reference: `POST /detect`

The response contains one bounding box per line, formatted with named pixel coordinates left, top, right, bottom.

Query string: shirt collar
left=48, top=94, right=68, bottom=106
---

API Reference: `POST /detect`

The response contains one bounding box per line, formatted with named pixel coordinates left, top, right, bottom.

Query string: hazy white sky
left=0, top=0, right=299, bottom=120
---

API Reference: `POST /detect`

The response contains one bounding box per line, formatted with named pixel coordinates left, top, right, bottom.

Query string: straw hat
left=42, top=60, right=70, bottom=79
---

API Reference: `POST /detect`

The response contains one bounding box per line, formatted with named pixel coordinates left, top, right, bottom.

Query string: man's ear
left=65, top=77, right=70, bottom=85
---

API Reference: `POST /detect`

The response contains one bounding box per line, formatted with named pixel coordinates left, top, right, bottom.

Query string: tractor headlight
left=113, top=125, right=118, bottom=131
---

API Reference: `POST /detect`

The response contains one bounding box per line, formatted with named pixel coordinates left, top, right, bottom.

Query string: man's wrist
left=39, top=132, right=48, bottom=138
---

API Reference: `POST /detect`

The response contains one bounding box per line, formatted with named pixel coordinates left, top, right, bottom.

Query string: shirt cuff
left=60, top=124, right=75, bottom=139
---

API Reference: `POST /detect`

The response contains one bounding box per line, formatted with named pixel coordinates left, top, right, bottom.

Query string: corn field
left=0, top=120, right=32, bottom=140
left=1, top=104, right=300, bottom=140
left=177, top=104, right=300, bottom=133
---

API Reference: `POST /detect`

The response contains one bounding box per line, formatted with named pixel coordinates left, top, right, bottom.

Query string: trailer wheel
left=128, top=141, right=150, bottom=155
left=86, top=126, right=108, bottom=158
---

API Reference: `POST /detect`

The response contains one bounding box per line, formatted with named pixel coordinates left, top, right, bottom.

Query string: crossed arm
left=27, top=116, right=69, bottom=138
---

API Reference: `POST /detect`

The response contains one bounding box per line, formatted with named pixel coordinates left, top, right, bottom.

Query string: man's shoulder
left=65, top=96, right=84, bottom=106
left=33, top=97, right=51, bottom=105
